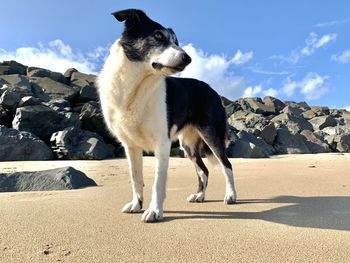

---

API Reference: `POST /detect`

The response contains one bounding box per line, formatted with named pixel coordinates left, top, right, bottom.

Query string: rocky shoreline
left=1, top=60, right=349, bottom=161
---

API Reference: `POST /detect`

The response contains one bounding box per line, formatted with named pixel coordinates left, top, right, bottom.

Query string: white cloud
left=282, top=73, right=329, bottom=100
left=242, top=85, right=262, bottom=97
left=313, top=18, right=350, bottom=28
left=263, top=88, right=279, bottom=97
left=331, top=49, right=350, bottom=64
left=179, top=44, right=254, bottom=99
left=231, top=50, right=253, bottom=65
left=0, top=39, right=109, bottom=74
left=271, top=32, right=337, bottom=64
left=344, top=105, right=350, bottom=111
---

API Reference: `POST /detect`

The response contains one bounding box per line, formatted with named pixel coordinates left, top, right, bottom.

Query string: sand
left=0, top=153, right=350, bottom=262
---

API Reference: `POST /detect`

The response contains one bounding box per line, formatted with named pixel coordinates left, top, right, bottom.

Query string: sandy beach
left=1, top=154, right=350, bottom=262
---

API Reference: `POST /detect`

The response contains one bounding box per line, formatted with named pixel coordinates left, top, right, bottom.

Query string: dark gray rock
left=0, top=74, right=32, bottom=91
left=310, top=106, right=329, bottom=116
left=0, top=125, right=53, bottom=161
left=27, top=67, right=68, bottom=84
left=263, top=96, right=286, bottom=113
left=0, top=167, right=96, bottom=192
left=227, top=140, right=269, bottom=158
left=64, top=68, right=78, bottom=80
left=238, top=130, right=275, bottom=155
left=243, top=97, right=276, bottom=116
left=309, top=116, right=337, bottom=130
left=12, top=105, right=65, bottom=141
left=30, top=77, right=79, bottom=102
left=71, top=71, right=96, bottom=84
left=0, top=90, right=21, bottom=110
left=335, top=133, right=350, bottom=153
left=44, top=99, right=71, bottom=112
left=281, top=105, right=304, bottom=117
left=261, top=122, right=277, bottom=145
left=302, top=110, right=317, bottom=120
left=300, top=129, right=330, bottom=153
left=284, top=101, right=310, bottom=111
left=0, top=106, right=12, bottom=127
left=274, top=128, right=311, bottom=154
left=0, top=61, right=27, bottom=75
left=17, top=96, right=43, bottom=107
left=50, top=127, right=114, bottom=160
left=271, top=113, right=313, bottom=134
left=71, top=78, right=98, bottom=102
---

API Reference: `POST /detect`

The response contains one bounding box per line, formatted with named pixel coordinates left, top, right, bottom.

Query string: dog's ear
left=111, top=9, right=148, bottom=24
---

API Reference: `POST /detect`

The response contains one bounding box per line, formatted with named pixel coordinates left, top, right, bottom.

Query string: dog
left=97, top=9, right=237, bottom=222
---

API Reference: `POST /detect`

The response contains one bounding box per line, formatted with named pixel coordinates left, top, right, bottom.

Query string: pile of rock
left=1, top=60, right=349, bottom=160
left=0, top=60, right=122, bottom=161
left=223, top=96, right=350, bottom=157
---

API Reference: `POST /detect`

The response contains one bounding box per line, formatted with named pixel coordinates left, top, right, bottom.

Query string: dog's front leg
left=141, top=141, right=171, bottom=222
left=122, top=146, right=143, bottom=213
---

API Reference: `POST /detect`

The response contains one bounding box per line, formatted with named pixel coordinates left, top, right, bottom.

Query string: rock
left=27, top=67, right=68, bottom=84
left=12, top=105, right=65, bottom=141
left=17, top=96, right=43, bottom=107
left=0, top=125, right=53, bottom=161
left=302, top=110, right=317, bottom=120
left=0, top=74, right=32, bottom=90
left=322, top=126, right=346, bottom=136
left=310, top=106, right=329, bottom=116
left=300, top=129, right=330, bottom=153
left=261, top=122, right=277, bottom=144
left=284, top=101, right=310, bottom=111
left=44, top=99, right=71, bottom=112
left=228, top=110, right=269, bottom=135
left=30, top=77, right=79, bottom=102
left=71, top=72, right=96, bottom=84
left=227, top=140, right=269, bottom=158
left=281, top=105, right=304, bottom=117
left=263, top=96, right=286, bottom=112
left=0, top=61, right=27, bottom=75
left=0, top=167, right=97, bottom=192
left=238, top=130, right=275, bottom=155
left=243, top=97, right=276, bottom=116
left=221, top=97, right=242, bottom=117
left=50, top=127, right=114, bottom=160
left=71, top=78, right=98, bottom=102
left=335, top=133, right=350, bottom=153
left=271, top=113, right=313, bottom=134
left=274, top=128, right=311, bottom=154
left=329, top=109, right=344, bottom=118
left=0, top=90, right=21, bottom=110
left=309, top=116, right=337, bottom=130
left=0, top=106, right=12, bottom=127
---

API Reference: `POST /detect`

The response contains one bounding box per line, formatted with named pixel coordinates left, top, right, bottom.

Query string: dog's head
left=112, top=9, right=191, bottom=75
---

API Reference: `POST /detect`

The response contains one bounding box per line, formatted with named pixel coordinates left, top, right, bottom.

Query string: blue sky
left=1, top=0, right=350, bottom=109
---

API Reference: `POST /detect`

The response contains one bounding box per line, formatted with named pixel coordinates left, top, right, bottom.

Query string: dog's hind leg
left=198, top=127, right=237, bottom=204
left=141, top=140, right=171, bottom=223
left=122, top=146, right=144, bottom=213
left=182, top=142, right=209, bottom=203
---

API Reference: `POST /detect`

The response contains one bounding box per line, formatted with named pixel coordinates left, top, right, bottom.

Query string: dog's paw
left=187, top=192, right=205, bottom=203
left=141, top=208, right=162, bottom=223
left=121, top=200, right=142, bottom=213
left=224, top=192, right=237, bottom=205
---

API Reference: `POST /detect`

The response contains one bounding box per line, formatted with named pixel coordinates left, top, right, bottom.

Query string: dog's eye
left=154, top=31, right=164, bottom=41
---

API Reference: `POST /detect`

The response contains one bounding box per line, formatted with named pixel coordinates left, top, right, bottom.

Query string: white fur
left=97, top=40, right=172, bottom=222
left=151, top=46, right=184, bottom=68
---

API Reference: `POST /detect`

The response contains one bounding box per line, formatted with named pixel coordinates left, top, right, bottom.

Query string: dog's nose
left=182, top=53, right=192, bottom=65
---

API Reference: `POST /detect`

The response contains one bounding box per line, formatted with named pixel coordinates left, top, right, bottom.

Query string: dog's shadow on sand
left=165, top=196, right=350, bottom=231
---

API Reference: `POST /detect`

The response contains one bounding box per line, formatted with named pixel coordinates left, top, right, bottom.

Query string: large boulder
left=0, top=74, right=32, bottom=90
left=70, top=72, right=98, bottom=102
left=0, top=125, right=53, bottom=161
left=335, top=133, right=350, bottom=153
left=27, top=67, right=68, bottom=84
left=309, top=116, right=337, bottom=130
left=0, top=61, right=27, bottom=75
left=271, top=113, right=313, bottom=134
left=260, top=122, right=277, bottom=145
left=12, top=105, right=65, bottom=141
left=242, top=97, right=276, bottom=116
left=237, top=130, right=275, bottom=156
left=300, top=129, right=330, bottom=153
left=50, top=127, right=114, bottom=160
left=227, top=140, right=269, bottom=158
left=0, top=167, right=97, bottom=192
left=30, top=77, right=79, bottom=102
left=263, top=96, right=286, bottom=113
left=274, top=128, right=311, bottom=154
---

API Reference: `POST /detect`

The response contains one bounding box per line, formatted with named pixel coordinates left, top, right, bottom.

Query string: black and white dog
left=97, top=9, right=237, bottom=222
